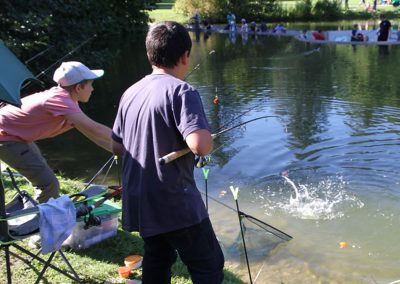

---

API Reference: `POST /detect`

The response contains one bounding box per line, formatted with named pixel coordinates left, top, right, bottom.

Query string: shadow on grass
left=73, top=229, right=244, bottom=283
left=73, top=229, right=144, bottom=263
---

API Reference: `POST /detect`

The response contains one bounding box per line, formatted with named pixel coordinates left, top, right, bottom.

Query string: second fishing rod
left=159, top=115, right=278, bottom=165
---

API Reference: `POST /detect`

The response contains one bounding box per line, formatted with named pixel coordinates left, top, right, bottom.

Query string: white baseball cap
left=53, top=61, right=104, bottom=87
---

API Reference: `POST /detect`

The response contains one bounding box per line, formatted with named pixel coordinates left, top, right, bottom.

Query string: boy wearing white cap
left=0, top=61, right=112, bottom=203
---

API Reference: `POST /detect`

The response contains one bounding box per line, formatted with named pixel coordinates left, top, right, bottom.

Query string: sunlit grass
left=147, top=8, right=190, bottom=24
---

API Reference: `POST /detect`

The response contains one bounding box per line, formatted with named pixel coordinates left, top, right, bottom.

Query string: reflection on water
left=39, top=29, right=400, bottom=282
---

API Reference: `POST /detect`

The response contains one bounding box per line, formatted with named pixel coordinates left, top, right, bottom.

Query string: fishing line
left=83, top=155, right=115, bottom=190
left=100, top=156, right=118, bottom=185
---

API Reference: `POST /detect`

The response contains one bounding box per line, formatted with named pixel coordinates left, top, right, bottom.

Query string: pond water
left=39, top=28, right=400, bottom=283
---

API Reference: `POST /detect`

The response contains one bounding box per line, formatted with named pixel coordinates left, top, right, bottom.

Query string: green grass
left=148, top=8, right=190, bottom=24
left=148, top=9, right=190, bottom=23
left=1, top=172, right=244, bottom=283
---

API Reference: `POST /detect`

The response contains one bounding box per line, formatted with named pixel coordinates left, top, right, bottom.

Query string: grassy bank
left=1, top=173, right=244, bottom=283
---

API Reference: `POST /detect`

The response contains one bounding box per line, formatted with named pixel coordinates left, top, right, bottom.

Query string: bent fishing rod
left=159, top=115, right=278, bottom=165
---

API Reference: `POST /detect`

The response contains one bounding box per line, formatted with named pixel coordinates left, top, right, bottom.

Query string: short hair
left=145, top=21, right=192, bottom=68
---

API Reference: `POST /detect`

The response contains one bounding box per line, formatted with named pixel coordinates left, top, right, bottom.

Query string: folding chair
left=0, top=169, right=82, bottom=284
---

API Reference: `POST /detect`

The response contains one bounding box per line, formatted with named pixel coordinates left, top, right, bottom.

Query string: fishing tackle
left=184, top=49, right=216, bottom=81
left=230, top=186, right=253, bottom=284
left=194, top=155, right=211, bottom=168
left=159, top=115, right=278, bottom=165
left=213, top=103, right=260, bottom=133
left=22, top=34, right=97, bottom=89
left=213, top=95, right=219, bottom=104
left=24, top=45, right=54, bottom=65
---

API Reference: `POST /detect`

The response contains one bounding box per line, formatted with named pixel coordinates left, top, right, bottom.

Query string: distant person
left=377, top=14, right=391, bottom=41
left=312, top=30, right=325, bottom=40
left=0, top=61, right=112, bottom=203
left=258, top=22, right=268, bottom=33
left=241, top=18, right=249, bottom=33
left=351, top=24, right=362, bottom=41
left=192, top=12, right=201, bottom=31
left=226, top=12, right=236, bottom=32
left=250, top=21, right=257, bottom=33
left=203, top=19, right=212, bottom=30
left=273, top=23, right=286, bottom=34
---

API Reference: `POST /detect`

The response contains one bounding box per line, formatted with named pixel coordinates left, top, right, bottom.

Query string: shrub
left=291, top=0, right=313, bottom=20
left=313, top=0, right=342, bottom=20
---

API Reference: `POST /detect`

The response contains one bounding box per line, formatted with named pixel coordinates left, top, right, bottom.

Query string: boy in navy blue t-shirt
left=112, top=21, right=224, bottom=283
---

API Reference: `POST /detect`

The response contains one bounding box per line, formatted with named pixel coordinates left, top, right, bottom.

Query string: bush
left=291, top=0, right=313, bottom=20
left=313, top=0, right=342, bottom=20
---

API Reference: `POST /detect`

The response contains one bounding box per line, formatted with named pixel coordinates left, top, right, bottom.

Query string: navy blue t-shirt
left=112, top=74, right=210, bottom=237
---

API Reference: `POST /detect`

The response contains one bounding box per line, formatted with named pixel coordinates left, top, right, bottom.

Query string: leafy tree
left=0, top=0, right=149, bottom=61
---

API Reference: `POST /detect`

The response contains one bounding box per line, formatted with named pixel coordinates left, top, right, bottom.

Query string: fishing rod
left=184, top=49, right=216, bottom=81
left=159, top=115, right=278, bottom=165
left=24, top=45, right=54, bottom=65
left=22, top=34, right=97, bottom=89
left=82, top=155, right=117, bottom=191
left=212, top=103, right=260, bottom=133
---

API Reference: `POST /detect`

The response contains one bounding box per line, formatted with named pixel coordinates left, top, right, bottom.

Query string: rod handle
left=159, top=148, right=192, bottom=165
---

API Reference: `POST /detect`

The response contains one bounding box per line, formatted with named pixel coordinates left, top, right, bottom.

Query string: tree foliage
left=0, top=0, right=149, bottom=61
left=174, top=0, right=286, bottom=22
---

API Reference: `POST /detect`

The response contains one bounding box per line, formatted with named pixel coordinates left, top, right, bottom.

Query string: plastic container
left=63, top=200, right=121, bottom=250
left=124, top=255, right=143, bottom=269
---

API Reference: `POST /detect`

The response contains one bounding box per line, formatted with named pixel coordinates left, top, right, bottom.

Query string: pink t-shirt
left=0, top=86, right=82, bottom=142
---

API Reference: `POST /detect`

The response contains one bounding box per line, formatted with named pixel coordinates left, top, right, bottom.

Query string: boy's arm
left=65, top=112, right=112, bottom=152
left=185, top=129, right=213, bottom=156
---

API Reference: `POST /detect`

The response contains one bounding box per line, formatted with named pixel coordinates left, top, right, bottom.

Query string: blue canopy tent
left=0, top=40, right=40, bottom=107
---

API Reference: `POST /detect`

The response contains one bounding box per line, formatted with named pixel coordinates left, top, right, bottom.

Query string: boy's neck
left=152, top=65, right=184, bottom=80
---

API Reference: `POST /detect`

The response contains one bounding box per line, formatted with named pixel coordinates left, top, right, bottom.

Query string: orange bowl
left=118, top=266, right=131, bottom=278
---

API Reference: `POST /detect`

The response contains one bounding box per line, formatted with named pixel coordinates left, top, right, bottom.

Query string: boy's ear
left=181, top=50, right=190, bottom=66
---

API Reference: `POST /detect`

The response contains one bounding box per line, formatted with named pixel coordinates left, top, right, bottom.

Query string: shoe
left=28, top=234, right=41, bottom=249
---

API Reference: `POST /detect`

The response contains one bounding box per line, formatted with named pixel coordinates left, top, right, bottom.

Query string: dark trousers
left=142, top=218, right=224, bottom=284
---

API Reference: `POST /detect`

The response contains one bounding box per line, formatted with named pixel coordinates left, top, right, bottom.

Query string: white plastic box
left=63, top=200, right=121, bottom=250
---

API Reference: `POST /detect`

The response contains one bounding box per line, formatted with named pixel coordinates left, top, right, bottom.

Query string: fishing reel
left=83, top=213, right=102, bottom=230
left=195, top=155, right=211, bottom=168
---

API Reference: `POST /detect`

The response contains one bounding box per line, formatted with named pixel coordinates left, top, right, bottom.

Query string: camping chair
left=0, top=169, right=82, bottom=284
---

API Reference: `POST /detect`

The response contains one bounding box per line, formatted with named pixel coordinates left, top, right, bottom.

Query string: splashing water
left=259, top=175, right=364, bottom=220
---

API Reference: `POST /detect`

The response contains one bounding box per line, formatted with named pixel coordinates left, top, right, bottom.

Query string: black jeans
left=142, top=218, right=224, bottom=284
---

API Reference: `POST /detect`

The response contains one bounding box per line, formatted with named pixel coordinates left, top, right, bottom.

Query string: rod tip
left=158, top=158, right=166, bottom=166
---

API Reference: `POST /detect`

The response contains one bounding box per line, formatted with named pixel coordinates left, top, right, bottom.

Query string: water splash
left=258, top=175, right=364, bottom=220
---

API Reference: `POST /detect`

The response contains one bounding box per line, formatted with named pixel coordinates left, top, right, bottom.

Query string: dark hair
left=145, top=21, right=192, bottom=68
